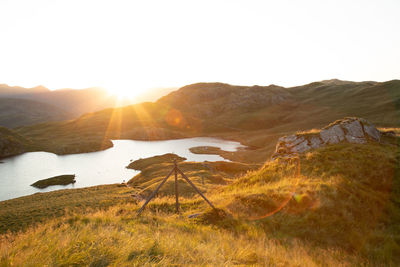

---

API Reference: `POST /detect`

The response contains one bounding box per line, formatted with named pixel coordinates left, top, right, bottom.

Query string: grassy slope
left=0, top=184, right=136, bottom=234
left=220, top=142, right=400, bottom=262
left=1, top=138, right=399, bottom=266
left=0, top=127, right=33, bottom=158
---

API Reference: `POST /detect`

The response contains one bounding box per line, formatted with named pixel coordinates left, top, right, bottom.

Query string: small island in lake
left=189, top=146, right=246, bottom=162
left=189, top=146, right=223, bottom=155
left=31, top=174, right=76, bottom=189
left=126, top=153, right=186, bottom=170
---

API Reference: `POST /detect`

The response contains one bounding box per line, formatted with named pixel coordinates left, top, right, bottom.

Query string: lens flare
left=164, top=109, right=187, bottom=129
left=249, top=155, right=301, bottom=221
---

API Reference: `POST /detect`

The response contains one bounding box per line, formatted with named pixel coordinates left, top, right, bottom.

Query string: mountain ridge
left=0, top=79, right=398, bottom=160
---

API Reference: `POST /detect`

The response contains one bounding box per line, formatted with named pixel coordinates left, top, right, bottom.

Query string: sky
left=0, top=0, right=399, bottom=97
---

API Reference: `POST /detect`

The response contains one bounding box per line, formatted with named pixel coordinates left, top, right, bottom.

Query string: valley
left=0, top=79, right=399, bottom=266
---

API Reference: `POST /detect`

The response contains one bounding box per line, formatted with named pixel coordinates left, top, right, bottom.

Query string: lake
left=0, top=137, right=244, bottom=201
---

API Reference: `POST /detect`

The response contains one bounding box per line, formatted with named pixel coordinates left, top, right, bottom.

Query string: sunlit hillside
left=1, top=132, right=399, bottom=266
left=3, top=79, right=398, bottom=163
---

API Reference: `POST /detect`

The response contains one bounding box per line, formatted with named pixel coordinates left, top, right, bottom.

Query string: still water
left=0, top=137, right=244, bottom=201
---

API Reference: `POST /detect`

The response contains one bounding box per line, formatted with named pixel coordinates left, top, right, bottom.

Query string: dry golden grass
left=1, top=141, right=399, bottom=266
left=0, top=204, right=358, bottom=266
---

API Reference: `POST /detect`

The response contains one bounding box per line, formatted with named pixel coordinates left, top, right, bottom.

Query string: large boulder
left=272, top=117, right=382, bottom=159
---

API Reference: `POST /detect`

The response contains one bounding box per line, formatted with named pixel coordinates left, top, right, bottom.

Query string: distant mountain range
left=0, top=98, right=71, bottom=128
left=2, top=78, right=396, bottom=160
left=0, top=84, right=177, bottom=127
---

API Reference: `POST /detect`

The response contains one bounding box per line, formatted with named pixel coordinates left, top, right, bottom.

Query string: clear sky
left=0, top=0, right=399, bottom=96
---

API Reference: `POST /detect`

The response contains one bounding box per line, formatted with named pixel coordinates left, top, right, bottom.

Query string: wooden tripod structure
left=137, top=160, right=216, bottom=216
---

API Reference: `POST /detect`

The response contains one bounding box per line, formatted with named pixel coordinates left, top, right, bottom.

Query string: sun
left=105, top=83, right=150, bottom=101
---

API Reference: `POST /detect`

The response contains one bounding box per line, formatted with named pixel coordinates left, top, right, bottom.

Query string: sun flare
left=105, top=83, right=149, bottom=101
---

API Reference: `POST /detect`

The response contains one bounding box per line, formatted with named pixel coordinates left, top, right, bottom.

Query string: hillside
left=0, top=84, right=49, bottom=95
left=0, top=84, right=178, bottom=128
left=1, top=119, right=399, bottom=266
left=289, top=79, right=400, bottom=127
left=0, top=126, right=32, bottom=158
left=0, top=98, right=71, bottom=128
left=7, top=79, right=399, bottom=162
left=13, top=102, right=194, bottom=155
left=158, top=83, right=291, bottom=125
left=159, top=80, right=400, bottom=132
left=0, top=85, right=119, bottom=119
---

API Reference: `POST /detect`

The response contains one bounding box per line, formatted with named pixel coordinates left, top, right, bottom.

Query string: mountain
left=157, top=83, right=291, bottom=131
left=0, top=84, right=121, bottom=128
left=158, top=80, right=400, bottom=131
left=4, top=79, right=399, bottom=160
left=0, top=85, right=119, bottom=117
left=0, top=84, right=49, bottom=95
left=158, top=83, right=290, bottom=116
left=0, top=84, right=177, bottom=128
left=0, top=98, right=71, bottom=128
left=0, top=126, right=32, bottom=158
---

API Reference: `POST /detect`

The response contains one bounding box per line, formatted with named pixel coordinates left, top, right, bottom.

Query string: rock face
left=272, top=117, right=382, bottom=159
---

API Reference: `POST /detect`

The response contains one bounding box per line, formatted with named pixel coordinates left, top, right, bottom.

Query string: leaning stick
left=176, top=167, right=216, bottom=210
left=137, top=167, right=175, bottom=216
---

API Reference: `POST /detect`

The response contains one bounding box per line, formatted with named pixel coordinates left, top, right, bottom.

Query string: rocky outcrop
left=272, top=117, right=382, bottom=159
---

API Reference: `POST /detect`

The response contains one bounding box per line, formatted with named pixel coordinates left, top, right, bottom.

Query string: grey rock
left=271, top=117, right=382, bottom=160
left=291, top=140, right=310, bottom=153
left=310, top=136, right=323, bottom=148
left=364, top=124, right=381, bottom=141
left=277, top=135, right=305, bottom=150
left=342, top=120, right=364, bottom=138
left=320, top=125, right=345, bottom=144
left=279, top=135, right=302, bottom=144
left=345, top=135, right=366, bottom=144
left=291, top=136, right=305, bottom=147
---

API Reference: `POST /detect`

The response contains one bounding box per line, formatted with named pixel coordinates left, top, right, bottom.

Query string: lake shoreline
left=0, top=137, right=245, bottom=202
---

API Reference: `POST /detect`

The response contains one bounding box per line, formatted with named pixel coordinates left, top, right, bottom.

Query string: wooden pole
left=137, top=167, right=175, bottom=216
left=176, top=167, right=216, bottom=210
left=174, top=160, right=179, bottom=213
left=296, top=155, right=300, bottom=178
